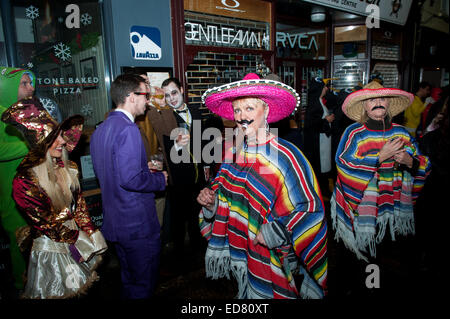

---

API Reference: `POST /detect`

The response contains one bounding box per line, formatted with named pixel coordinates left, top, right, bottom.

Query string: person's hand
left=150, top=86, right=166, bottom=108
left=148, top=160, right=163, bottom=171
left=379, top=137, right=404, bottom=163
left=161, top=171, right=168, bottom=185
left=253, top=231, right=267, bottom=247
left=432, top=112, right=444, bottom=126
left=393, top=150, right=413, bottom=168
left=176, top=132, right=190, bottom=147
left=197, top=187, right=215, bottom=211
left=325, top=114, right=335, bottom=123
left=204, top=167, right=211, bottom=182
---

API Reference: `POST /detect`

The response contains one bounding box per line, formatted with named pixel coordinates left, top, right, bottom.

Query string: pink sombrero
left=342, top=81, right=414, bottom=122
left=202, top=73, right=300, bottom=123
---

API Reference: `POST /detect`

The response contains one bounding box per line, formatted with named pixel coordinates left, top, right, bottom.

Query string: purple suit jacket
left=90, top=111, right=166, bottom=242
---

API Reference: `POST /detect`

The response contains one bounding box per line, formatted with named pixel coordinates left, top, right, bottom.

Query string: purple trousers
left=114, top=237, right=161, bottom=299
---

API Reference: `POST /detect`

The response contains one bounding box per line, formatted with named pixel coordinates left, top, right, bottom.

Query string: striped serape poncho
left=331, top=119, right=431, bottom=261
left=199, top=136, right=328, bottom=299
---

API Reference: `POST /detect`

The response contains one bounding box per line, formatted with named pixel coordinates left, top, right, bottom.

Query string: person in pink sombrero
left=331, top=81, right=431, bottom=264
left=197, top=73, right=328, bottom=299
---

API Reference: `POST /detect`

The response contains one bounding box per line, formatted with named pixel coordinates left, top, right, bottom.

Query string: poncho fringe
left=331, top=171, right=417, bottom=261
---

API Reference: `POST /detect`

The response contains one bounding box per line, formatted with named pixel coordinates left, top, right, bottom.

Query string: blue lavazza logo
left=130, top=26, right=161, bottom=60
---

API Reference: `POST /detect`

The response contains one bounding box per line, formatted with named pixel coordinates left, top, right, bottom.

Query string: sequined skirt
left=22, top=235, right=102, bottom=299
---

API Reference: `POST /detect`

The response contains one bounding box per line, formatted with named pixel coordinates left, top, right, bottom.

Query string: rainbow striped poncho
left=331, top=120, right=431, bottom=261
left=199, top=137, right=328, bottom=299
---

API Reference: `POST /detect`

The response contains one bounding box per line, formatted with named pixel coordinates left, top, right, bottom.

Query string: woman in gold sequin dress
left=1, top=97, right=107, bottom=299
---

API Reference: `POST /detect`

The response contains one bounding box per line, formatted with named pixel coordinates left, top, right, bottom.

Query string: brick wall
left=187, top=51, right=267, bottom=116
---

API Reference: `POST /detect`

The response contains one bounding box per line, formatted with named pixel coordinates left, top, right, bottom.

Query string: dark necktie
left=176, top=109, right=187, bottom=114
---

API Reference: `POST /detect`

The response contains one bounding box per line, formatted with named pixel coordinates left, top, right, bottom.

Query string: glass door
left=333, top=61, right=367, bottom=90
left=278, top=62, right=296, bottom=89
left=332, top=25, right=369, bottom=90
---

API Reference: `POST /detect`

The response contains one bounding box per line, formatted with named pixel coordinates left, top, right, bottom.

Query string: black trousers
left=168, top=184, right=204, bottom=254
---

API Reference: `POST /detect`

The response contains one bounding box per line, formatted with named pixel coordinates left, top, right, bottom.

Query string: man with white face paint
left=162, top=78, right=191, bottom=149
left=161, top=77, right=209, bottom=264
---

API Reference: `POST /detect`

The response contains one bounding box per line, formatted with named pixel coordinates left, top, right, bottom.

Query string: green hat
left=0, top=67, right=35, bottom=109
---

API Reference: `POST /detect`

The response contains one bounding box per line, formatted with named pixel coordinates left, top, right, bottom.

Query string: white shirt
left=319, top=98, right=332, bottom=173
left=174, top=104, right=191, bottom=151
left=115, top=108, right=134, bottom=122
left=173, top=104, right=210, bottom=171
left=174, top=104, right=192, bottom=126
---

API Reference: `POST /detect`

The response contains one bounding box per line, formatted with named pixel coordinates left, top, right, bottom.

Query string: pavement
left=0, top=191, right=439, bottom=301
left=82, top=197, right=437, bottom=301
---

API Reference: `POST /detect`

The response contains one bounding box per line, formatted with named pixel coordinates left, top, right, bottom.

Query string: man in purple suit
left=90, top=74, right=168, bottom=299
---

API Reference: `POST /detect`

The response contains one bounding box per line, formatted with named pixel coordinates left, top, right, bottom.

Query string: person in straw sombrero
left=197, top=73, right=328, bottom=299
left=331, top=80, right=431, bottom=263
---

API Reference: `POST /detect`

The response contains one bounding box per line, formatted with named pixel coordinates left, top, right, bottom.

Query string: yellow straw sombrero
left=342, top=81, right=414, bottom=122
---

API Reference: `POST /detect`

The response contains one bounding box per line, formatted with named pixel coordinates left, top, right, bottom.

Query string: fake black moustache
left=237, top=119, right=254, bottom=127
left=371, top=105, right=386, bottom=111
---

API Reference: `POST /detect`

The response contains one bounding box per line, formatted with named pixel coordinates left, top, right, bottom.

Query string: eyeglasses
left=133, top=92, right=150, bottom=100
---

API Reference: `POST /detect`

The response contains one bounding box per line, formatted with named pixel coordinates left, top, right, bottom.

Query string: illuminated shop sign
left=185, top=22, right=270, bottom=50
left=275, top=28, right=328, bottom=60
left=130, top=26, right=162, bottom=61
left=276, top=32, right=320, bottom=51
left=36, top=77, right=99, bottom=95
left=184, top=0, right=271, bottom=23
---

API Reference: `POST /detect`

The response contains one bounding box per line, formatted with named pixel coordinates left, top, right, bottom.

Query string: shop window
left=333, top=25, right=367, bottom=60
left=184, top=11, right=270, bottom=50
left=184, top=0, right=272, bottom=51
left=276, top=24, right=328, bottom=60
left=372, top=63, right=399, bottom=88
left=333, top=25, right=368, bottom=90
left=297, top=65, right=325, bottom=129
left=12, top=0, right=108, bottom=128
left=183, top=0, right=273, bottom=118
left=370, top=28, right=402, bottom=88
left=0, top=12, right=7, bottom=66
left=333, top=61, right=367, bottom=90
left=298, top=66, right=324, bottom=107
left=278, top=63, right=296, bottom=89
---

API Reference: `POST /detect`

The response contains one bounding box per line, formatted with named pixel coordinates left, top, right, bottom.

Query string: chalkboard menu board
left=372, top=63, right=399, bottom=88
left=83, top=189, right=103, bottom=229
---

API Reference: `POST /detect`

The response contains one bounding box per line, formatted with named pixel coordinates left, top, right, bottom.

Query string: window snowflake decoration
left=39, top=98, right=57, bottom=117
left=53, top=43, right=72, bottom=62
left=81, top=13, right=92, bottom=26
left=25, top=5, right=39, bottom=20
left=81, top=104, right=93, bottom=117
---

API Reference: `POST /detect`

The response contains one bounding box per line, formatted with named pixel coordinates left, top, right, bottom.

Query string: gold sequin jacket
left=12, top=160, right=95, bottom=244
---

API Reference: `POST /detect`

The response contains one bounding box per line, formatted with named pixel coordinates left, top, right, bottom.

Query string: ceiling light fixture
left=311, top=6, right=326, bottom=23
